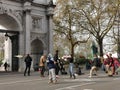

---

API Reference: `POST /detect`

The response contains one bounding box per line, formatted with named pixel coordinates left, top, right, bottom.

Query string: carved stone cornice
left=22, top=0, right=33, bottom=3
left=8, top=0, right=21, bottom=2
left=31, top=33, right=47, bottom=41
left=48, top=0, right=56, bottom=8
left=7, top=0, right=33, bottom=4
left=23, top=1, right=32, bottom=12
left=47, top=0, right=56, bottom=16
left=0, top=3, right=23, bottom=23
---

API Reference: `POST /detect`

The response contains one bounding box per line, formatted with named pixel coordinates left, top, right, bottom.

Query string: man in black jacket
left=54, top=50, right=60, bottom=77
left=24, top=54, right=32, bottom=76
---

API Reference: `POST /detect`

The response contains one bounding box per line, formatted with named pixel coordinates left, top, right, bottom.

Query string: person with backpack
left=24, top=54, right=32, bottom=76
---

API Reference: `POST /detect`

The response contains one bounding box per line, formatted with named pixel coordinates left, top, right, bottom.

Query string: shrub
left=75, top=57, right=87, bottom=65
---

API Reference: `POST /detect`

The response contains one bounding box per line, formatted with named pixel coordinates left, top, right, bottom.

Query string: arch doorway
left=0, top=13, right=20, bottom=72
left=31, top=39, right=44, bottom=71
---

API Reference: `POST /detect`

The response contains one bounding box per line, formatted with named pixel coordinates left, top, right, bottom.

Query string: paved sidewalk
left=0, top=71, right=24, bottom=75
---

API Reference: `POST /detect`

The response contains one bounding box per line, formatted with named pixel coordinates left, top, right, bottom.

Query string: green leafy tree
left=72, top=0, right=119, bottom=56
left=54, top=0, right=89, bottom=57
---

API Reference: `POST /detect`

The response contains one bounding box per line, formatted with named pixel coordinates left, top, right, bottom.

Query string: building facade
left=0, top=0, right=55, bottom=71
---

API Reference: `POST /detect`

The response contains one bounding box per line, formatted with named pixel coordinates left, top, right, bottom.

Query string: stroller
left=59, top=60, right=67, bottom=75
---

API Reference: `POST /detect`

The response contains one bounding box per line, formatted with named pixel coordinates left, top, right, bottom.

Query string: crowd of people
left=23, top=50, right=70, bottom=84
left=103, top=53, right=120, bottom=76
left=88, top=53, right=120, bottom=78
left=23, top=51, right=120, bottom=84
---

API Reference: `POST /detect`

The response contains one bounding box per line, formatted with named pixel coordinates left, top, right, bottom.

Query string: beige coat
left=39, top=55, right=46, bottom=67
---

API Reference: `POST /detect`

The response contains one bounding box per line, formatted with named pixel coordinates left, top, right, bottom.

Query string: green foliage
left=87, top=53, right=93, bottom=59
left=54, top=0, right=119, bottom=57
left=74, top=57, right=87, bottom=65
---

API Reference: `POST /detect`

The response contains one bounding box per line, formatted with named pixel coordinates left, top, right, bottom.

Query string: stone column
left=47, top=2, right=56, bottom=54
left=19, top=32, right=25, bottom=72
left=19, top=1, right=33, bottom=72
left=24, top=1, right=32, bottom=55
left=48, top=16, right=53, bottom=54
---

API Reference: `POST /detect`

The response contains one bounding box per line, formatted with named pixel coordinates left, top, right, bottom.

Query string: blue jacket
left=47, top=56, right=55, bottom=69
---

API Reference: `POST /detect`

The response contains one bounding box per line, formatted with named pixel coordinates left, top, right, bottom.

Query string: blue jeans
left=49, top=68, right=56, bottom=81
left=69, top=63, right=75, bottom=78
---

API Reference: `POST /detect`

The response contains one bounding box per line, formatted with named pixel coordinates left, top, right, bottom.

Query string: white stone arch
left=38, top=38, right=47, bottom=51
left=5, top=12, right=22, bottom=31
left=0, top=3, right=23, bottom=31
left=31, top=34, right=47, bottom=52
left=0, top=12, right=22, bottom=71
left=31, top=38, right=46, bottom=71
left=31, top=38, right=44, bottom=54
left=6, top=12, right=24, bottom=59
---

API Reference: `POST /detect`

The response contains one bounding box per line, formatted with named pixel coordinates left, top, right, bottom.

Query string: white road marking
left=64, top=78, right=100, bottom=82
left=55, top=82, right=96, bottom=90
left=0, top=79, right=43, bottom=85
left=113, top=77, right=120, bottom=80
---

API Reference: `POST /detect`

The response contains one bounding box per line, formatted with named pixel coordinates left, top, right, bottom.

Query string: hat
left=48, top=53, right=53, bottom=57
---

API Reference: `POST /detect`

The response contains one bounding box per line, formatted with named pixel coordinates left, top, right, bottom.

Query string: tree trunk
left=117, top=41, right=120, bottom=58
left=97, top=38, right=103, bottom=57
left=71, top=44, right=74, bottom=58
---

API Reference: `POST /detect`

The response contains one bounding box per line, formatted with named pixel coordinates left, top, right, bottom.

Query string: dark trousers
left=24, top=66, right=31, bottom=76
left=40, top=66, right=45, bottom=77
left=55, top=64, right=60, bottom=75
left=4, top=67, right=7, bottom=72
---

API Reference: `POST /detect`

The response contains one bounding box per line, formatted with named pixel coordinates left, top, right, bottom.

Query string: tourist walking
left=39, top=54, right=46, bottom=77
left=106, top=53, right=115, bottom=76
left=54, top=50, right=60, bottom=77
left=89, top=54, right=99, bottom=78
left=68, top=55, right=76, bottom=79
left=4, top=62, right=8, bottom=72
left=24, top=54, right=32, bottom=76
left=47, top=53, right=57, bottom=84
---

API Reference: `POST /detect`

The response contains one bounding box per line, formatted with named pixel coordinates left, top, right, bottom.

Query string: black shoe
left=73, top=74, right=76, bottom=79
left=24, top=73, right=26, bottom=76
left=93, top=74, right=97, bottom=76
left=70, top=75, right=72, bottom=79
